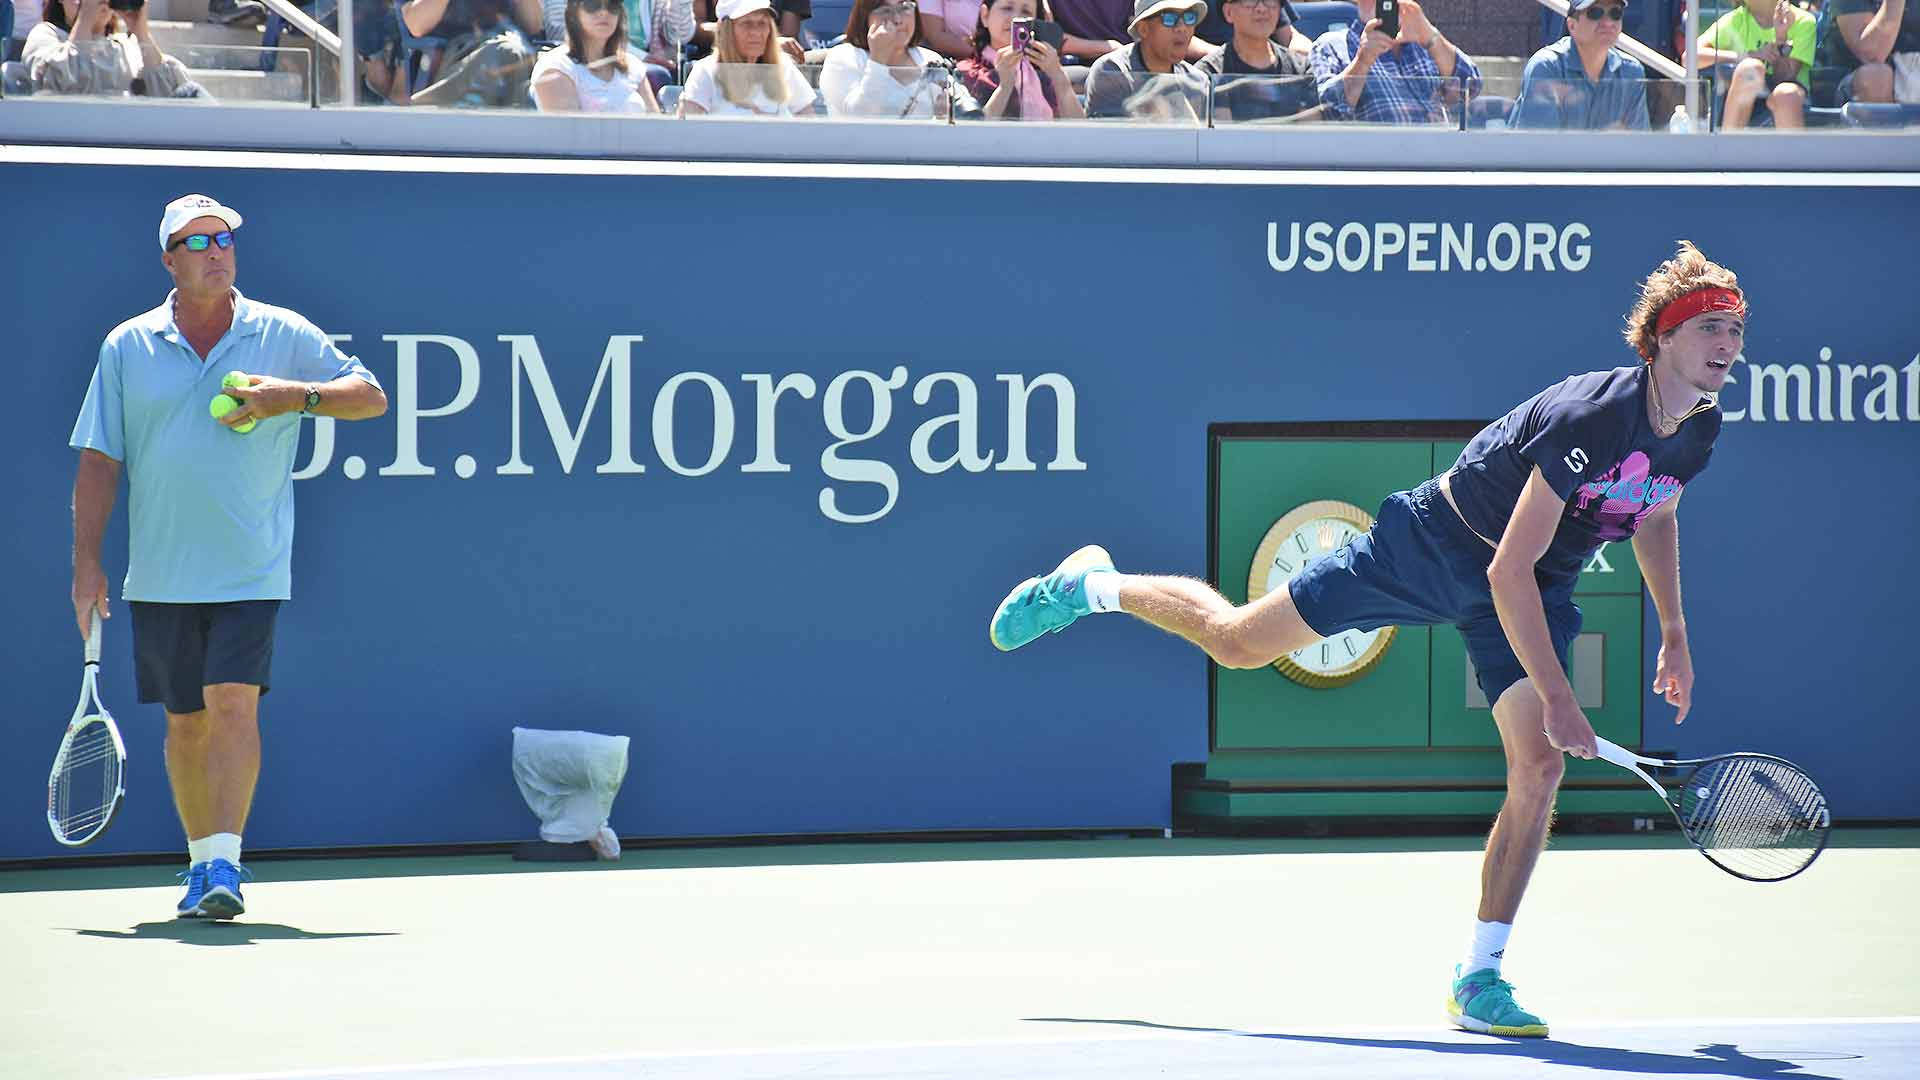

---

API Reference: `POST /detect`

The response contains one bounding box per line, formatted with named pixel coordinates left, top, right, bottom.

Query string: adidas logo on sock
left=1492, top=949, right=1505, bottom=958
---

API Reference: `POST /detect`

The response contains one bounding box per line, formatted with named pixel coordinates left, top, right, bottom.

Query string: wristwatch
left=302, top=385, right=322, bottom=414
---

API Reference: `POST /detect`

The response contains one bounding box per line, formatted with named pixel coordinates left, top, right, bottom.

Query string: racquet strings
left=1677, top=756, right=1829, bottom=880
left=52, top=720, right=122, bottom=842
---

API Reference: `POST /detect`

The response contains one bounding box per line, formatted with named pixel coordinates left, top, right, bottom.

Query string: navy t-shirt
left=1448, top=365, right=1720, bottom=580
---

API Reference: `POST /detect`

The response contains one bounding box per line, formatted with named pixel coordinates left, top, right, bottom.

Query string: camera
left=1010, top=15, right=1033, bottom=52
left=1376, top=0, right=1399, bottom=38
left=1009, top=14, right=1063, bottom=51
left=108, top=0, right=147, bottom=12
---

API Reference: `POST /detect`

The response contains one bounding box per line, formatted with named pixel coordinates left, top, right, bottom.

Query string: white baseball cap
left=158, top=193, right=243, bottom=251
left=715, top=0, right=773, bottom=19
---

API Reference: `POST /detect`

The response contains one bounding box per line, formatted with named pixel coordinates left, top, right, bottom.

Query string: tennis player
left=68, top=194, right=387, bottom=920
left=988, top=240, right=1742, bottom=1036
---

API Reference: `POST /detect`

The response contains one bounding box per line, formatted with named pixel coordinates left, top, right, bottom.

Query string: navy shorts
left=1287, top=478, right=1582, bottom=708
left=128, top=601, right=281, bottom=714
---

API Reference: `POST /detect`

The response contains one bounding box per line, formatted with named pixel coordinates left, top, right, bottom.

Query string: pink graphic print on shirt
left=1570, top=451, right=1682, bottom=541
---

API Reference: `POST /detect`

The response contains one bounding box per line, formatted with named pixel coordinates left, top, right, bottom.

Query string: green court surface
left=2, top=831, right=1915, bottom=1080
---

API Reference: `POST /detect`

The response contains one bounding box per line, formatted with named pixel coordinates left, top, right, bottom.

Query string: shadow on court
left=1026, top=1019, right=1860, bottom=1079
left=64, top=921, right=398, bottom=946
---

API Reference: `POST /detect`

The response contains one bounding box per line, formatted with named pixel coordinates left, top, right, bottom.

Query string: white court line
left=151, top=1016, right=1920, bottom=1080
left=6, top=144, right=1920, bottom=188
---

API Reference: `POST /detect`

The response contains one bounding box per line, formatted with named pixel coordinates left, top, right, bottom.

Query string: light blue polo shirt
left=1510, top=37, right=1650, bottom=131
left=69, top=288, right=379, bottom=603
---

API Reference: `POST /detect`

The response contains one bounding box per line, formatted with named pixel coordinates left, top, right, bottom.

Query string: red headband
left=1655, top=287, right=1746, bottom=338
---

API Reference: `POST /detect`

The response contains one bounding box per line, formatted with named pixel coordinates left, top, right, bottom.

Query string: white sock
left=1465, top=919, right=1512, bottom=975
left=1083, top=571, right=1123, bottom=613
left=203, top=832, right=243, bottom=866
left=187, top=837, right=213, bottom=866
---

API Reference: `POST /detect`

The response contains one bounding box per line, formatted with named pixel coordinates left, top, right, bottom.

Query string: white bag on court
left=511, top=727, right=630, bottom=858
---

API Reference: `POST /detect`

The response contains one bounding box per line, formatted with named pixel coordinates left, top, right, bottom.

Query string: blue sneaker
left=989, top=545, right=1113, bottom=652
left=1447, top=965, right=1549, bottom=1037
left=197, top=858, right=253, bottom=920
left=175, top=862, right=211, bottom=919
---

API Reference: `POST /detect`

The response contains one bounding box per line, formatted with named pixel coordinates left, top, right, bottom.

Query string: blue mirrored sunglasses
left=1156, top=8, right=1200, bottom=25
left=168, top=230, right=234, bottom=252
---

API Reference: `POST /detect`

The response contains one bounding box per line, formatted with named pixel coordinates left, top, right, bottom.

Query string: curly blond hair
left=1623, top=240, right=1743, bottom=362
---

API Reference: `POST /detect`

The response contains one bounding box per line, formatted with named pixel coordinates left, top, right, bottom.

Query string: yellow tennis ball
left=221, top=371, right=250, bottom=390
left=209, top=393, right=257, bottom=434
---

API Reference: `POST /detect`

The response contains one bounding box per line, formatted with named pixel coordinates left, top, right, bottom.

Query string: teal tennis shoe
left=989, top=545, right=1114, bottom=652
left=1447, top=965, right=1549, bottom=1037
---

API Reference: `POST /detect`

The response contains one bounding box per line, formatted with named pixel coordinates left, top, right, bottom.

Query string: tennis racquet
left=1594, top=736, right=1830, bottom=882
left=47, top=607, right=128, bottom=847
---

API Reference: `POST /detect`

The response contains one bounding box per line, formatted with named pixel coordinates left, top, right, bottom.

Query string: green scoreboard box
left=1174, top=422, right=1659, bottom=830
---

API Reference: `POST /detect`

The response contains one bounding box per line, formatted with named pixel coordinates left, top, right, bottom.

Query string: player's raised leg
left=988, top=545, right=1324, bottom=669
left=1448, top=678, right=1561, bottom=1038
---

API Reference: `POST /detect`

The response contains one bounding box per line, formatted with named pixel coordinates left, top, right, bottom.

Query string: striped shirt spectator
left=1308, top=0, right=1477, bottom=124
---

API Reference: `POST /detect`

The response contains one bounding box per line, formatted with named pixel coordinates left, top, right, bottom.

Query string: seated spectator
left=1511, top=0, right=1649, bottom=130
left=1195, top=0, right=1315, bottom=122
left=24, top=0, right=200, bottom=97
left=548, top=0, right=691, bottom=91
left=919, top=0, right=981, bottom=60
left=678, top=0, right=815, bottom=114
left=1195, top=0, right=1311, bottom=62
left=1086, top=0, right=1208, bottom=120
left=819, top=0, right=950, bottom=117
left=532, top=0, right=664, bottom=110
left=956, top=0, right=1087, bottom=117
left=1309, top=0, right=1478, bottom=124
left=689, top=0, right=804, bottom=61
left=1698, top=0, right=1810, bottom=127
left=406, top=0, right=543, bottom=106
left=1819, top=0, right=1917, bottom=104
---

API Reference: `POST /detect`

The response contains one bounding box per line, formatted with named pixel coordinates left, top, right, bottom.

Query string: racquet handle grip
left=85, top=607, right=102, bottom=666
left=1594, top=736, right=1645, bottom=768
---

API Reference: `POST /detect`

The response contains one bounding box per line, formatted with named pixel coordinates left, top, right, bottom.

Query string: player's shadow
left=1024, top=1019, right=1857, bottom=1079
left=66, top=922, right=398, bottom=947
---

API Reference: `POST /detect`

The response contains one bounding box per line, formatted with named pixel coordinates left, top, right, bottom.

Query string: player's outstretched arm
left=1630, top=492, right=1691, bottom=724
left=1487, top=466, right=1595, bottom=758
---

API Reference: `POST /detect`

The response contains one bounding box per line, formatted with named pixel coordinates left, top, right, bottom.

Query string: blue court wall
left=3, top=161, right=1917, bottom=859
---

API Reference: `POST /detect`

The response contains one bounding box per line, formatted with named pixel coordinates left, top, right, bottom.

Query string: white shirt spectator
left=681, top=53, right=815, bottom=114
left=23, top=20, right=189, bottom=96
left=818, top=41, right=945, bottom=116
left=531, top=46, right=659, bottom=110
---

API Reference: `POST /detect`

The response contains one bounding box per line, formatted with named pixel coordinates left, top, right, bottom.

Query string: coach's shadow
left=1025, top=1019, right=1856, bottom=1080
left=68, top=921, right=398, bottom=947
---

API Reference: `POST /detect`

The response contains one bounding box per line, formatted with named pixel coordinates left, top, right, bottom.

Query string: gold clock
left=1247, top=499, right=1397, bottom=688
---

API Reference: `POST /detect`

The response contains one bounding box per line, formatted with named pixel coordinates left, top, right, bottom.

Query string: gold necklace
left=1647, top=371, right=1688, bottom=435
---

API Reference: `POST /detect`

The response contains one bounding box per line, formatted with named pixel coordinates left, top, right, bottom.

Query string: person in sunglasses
left=1195, top=0, right=1317, bottom=123
left=1084, top=0, right=1209, bottom=119
left=1510, top=0, right=1650, bottom=130
left=1308, top=0, right=1478, bottom=124
left=68, top=194, right=387, bottom=921
left=531, top=0, right=665, bottom=112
